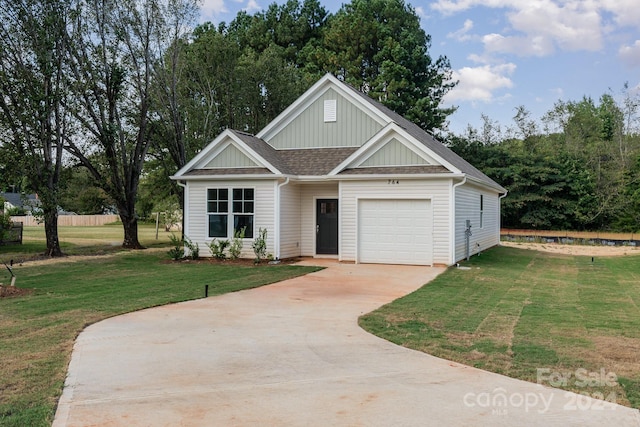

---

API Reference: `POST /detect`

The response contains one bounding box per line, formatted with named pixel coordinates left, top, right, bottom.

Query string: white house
left=171, top=73, right=507, bottom=266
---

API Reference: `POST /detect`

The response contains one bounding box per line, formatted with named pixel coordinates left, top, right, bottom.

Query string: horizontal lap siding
left=300, top=183, right=339, bottom=256
left=279, top=183, right=301, bottom=259
left=339, top=179, right=451, bottom=265
left=454, top=183, right=501, bottom=262
left=186, top=180, right=276, bottom=258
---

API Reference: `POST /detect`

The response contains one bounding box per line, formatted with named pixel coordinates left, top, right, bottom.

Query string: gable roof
left=336, top=77, right=504, bottom=190
left=173, top=74, right=506, bottom=192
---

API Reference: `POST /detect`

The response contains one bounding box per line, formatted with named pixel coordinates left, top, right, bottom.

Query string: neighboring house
left=172, top=74, right=507, bottom=266
left=1, top=192, right=40, bottom=215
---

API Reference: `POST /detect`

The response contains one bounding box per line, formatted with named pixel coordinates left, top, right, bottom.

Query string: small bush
left=252, top=227, right=268, bottom=263
left=229, top=227, right=246, bottom=259
left=209, top=238, right=230, bottom=260
left=184, top=236, right=199, bottom=260
left=167, top=233, right=184, bottom=260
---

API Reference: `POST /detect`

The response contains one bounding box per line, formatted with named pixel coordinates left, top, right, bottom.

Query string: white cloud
left=414, top=6, right=429, bottom=20
left=447, top=19, right=474, bottom=42
left=619, top=40, right=640, bottom=67
left=444, top=63, right=516, bottom=103
left=244, top=0, right=261, bottom=13
left=200, top=0, right=227, bottom=19
left=431, top=0, right=628, bottom=57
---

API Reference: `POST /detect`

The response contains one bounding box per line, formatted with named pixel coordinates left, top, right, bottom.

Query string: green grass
left=0, top=226, right=320, bottom=427
left=360, top=246, right=640, bottom=408
left=1, top=224, right=174, bottom=260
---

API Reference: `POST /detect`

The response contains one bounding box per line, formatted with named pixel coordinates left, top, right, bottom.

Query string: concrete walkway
left=53, top=260, right=640, bottom=426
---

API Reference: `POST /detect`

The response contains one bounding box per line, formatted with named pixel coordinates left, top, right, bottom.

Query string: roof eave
left=170, top=174, right=284, bottom=181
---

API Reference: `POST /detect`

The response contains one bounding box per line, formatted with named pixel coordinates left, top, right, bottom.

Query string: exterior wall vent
left=324, top=99, right=337, bottom=123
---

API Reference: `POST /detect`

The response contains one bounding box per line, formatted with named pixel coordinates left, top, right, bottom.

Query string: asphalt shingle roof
left=185, top=78, right=504, bottom=191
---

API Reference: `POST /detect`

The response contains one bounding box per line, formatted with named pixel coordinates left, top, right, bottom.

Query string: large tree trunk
left=43, top=207, right=63, bottom=257
left=118, top=200, right=144, bottom=249
left=121, top=214, right=143, bottom=249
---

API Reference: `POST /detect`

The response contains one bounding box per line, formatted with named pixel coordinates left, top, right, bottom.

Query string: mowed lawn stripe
left=360, top=246, right=640, bottom=408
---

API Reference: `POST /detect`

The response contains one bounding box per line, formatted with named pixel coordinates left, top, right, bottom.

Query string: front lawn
left=360, top=246, right=640, bottom=408
left=0, top=250, right=320, bottom=427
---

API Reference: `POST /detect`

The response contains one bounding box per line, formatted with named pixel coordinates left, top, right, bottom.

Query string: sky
left=199, top=0, right=640, bottom=135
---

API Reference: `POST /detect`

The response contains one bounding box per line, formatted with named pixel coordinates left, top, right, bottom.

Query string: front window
left=207, top=189, right=228, bottom=238
left=233, top=188, right=254, bottom=238
left=207, top=188, right=254, bottom=238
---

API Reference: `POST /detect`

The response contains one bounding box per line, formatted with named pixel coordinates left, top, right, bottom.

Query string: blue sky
left=199, top=0, right=640, bottom=135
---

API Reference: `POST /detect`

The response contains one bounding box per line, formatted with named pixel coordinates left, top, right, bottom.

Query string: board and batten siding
left=279, top=183, right=302, bottom=259
left=360, top=138, right=430, bottom=167
left=339, top=179, right=452, bottom=265
left=266, top=88, right=383, bottom=149
left=454, top=183, right=501, bottom=263
left=185, top=180, right=276, bottom=258
left=299, top=183, right=339, bottom=256
left=204, top=144, right=259, bottom=168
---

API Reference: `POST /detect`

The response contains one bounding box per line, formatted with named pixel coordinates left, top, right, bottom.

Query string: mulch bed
left=0, top=285, right=34, bottom=299
left=162, top=257, right=303, bottom=266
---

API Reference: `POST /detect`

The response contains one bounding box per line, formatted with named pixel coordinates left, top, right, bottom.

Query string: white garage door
left=358, top=199, right=432, bottom=265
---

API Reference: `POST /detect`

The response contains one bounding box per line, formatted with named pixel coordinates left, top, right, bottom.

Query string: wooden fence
left=10, top=214, right=119, bottom=227
left=501, top=229, right=638, bottom=245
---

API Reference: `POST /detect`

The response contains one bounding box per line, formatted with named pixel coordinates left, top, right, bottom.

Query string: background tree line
left=448, top=90, right=640, bottom=232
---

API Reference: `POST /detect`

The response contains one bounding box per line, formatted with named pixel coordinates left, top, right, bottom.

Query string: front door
left=316, top=199, right=338, bottom=255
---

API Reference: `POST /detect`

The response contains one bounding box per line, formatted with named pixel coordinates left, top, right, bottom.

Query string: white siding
left=454, top=183, right=501, bottom=263
left=340, top=179, right=452, bottom=265
left=299, top=183, right=339, bottom=256
left=279, top=183, right=301, bottom=259
left=185, top=180, right=276, bottom=258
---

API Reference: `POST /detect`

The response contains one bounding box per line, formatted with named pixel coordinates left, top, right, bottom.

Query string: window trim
left=207, top=187, right=255, bottom=239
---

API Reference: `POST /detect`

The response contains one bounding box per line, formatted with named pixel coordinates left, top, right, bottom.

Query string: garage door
left=358, top=199, right=432, bottom=265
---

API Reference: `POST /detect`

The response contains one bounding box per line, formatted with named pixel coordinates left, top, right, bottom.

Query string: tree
left=308, top=0, right=456, bottom=131
left=64, top=0, right=191, bottom=248
left=0, top=0, right=70, bottom=256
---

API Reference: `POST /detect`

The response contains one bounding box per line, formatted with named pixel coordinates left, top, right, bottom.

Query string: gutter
left=450, top=176, right=467, bottom=265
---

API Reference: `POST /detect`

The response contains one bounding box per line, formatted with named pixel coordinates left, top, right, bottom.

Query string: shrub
left=167, top=233, right=184, bottom=260
left=229, top=227, right=246, bottom=260
left=252, top=227, right=268, bottom=263
left=208, top=238, right=230, bottom=260
left=184, top=236, right=199, bottom=260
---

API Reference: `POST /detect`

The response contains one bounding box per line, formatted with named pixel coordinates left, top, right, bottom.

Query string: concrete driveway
left=53, top=260, right=640, bottom=426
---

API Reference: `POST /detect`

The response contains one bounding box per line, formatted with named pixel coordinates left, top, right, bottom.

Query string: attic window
left=324, top=99, right=337, bottom=122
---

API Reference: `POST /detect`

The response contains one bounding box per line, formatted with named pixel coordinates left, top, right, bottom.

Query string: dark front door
left=316, top=199, right=338, bottom=255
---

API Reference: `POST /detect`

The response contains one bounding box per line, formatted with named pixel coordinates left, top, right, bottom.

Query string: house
left=171, top=74, right=507, bottom=266
left=1, top=192, right=40, bottom=215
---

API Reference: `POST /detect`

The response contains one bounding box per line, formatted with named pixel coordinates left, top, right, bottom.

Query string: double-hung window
left=479, top=194, right=484, bottom=229
left=232, top=188, right=254, bottom=238
left=207, top=189, right=228, bottom=238
left=207, top=188, right=254, bottom=238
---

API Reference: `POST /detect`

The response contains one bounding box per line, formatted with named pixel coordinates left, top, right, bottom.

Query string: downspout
left=450, top=176, right=467, bottom=265
left=275, top=177, right=290, bottom=260
left=176, top=180, right=187, bottom=239
left=499, top=191, right=508, bottom=244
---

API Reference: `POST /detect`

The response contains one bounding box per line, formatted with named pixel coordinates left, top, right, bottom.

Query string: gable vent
left=324, top=99, right=337, bottom=122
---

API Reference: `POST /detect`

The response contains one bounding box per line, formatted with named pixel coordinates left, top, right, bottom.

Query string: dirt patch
left=591, top=335, right=640, bottom=377
left=0, top=285, right=34, bottom=299
left=501, top=241, right=640, bottom=257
